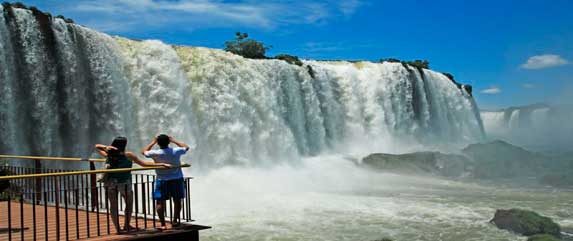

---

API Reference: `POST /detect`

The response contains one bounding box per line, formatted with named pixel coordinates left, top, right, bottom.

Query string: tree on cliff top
left=224, top=32, right=270, bottom=59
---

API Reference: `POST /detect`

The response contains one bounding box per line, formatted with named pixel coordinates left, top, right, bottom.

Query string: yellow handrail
left=0, top=154, right=106, bottom=162
left=0, top=163, right=191, bottom=180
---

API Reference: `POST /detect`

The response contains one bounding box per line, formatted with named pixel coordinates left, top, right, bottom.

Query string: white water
left=6, top=6, right=571, bottom=241
left=193, top=155, right=573, bottom=241
left=0, top=7, right=484, bottom=168
left=481, top=106, right=573, bottom=151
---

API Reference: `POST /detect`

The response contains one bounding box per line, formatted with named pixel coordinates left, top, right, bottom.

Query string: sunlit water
left=1, top=6, right=569, bottom=241
left=192, top=156, right=573, bottom=241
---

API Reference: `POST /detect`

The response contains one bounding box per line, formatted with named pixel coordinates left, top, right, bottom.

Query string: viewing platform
left=0, top=155, right=211, bottom=241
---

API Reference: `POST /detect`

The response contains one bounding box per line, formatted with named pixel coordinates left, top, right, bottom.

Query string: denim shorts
left=153, top=178, right=185, bottom=200
left=105, top=178, right=132, bottom=197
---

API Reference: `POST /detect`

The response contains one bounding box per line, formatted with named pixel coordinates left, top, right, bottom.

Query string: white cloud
left=522, top=83, right=535, bottom=89
left=53, top=0, right=363, bottom=34
left=520, top=54, right=568, bottom=69
left=481, top=87, right=501, bottom=94
left=338, top=0, right=363, bottom=17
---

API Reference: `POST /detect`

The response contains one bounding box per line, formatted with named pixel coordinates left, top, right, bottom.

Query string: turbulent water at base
left=5, top=6, right=570, bottom=241
left=194, top=156, right=573, bottom=241
left=0, top=6, right=483, bottom=168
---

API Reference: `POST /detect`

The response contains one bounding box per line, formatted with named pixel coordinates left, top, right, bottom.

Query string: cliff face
left=1, top=4, right=484, bottom=169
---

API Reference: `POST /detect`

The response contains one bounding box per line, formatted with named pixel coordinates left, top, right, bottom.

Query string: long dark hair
left=107, top=136, right=127, bottom=165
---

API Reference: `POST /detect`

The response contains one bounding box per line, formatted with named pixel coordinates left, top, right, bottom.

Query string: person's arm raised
left=141, top=137, right=157, bottom=156
left=94, top=144, right=117, bottom=157
left=127, top=152, right=171, bottom=168
left=169, top=136, right=190, bottom=151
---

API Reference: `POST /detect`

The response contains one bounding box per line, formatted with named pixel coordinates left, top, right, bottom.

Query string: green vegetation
left=224, top=32, right=270, bottom=59
left=442, top=72, right=455, bottom=81
left=379, top=58, right=401, bottom=63
left=274, top=54, right=303, bottom=66
left=2, top=2, right=74, bottom=23
left=379, top=58, right=430, bottom=69
left=403, top=60, right=430, bottom=69
left=527, top=234, right=561, bottom=241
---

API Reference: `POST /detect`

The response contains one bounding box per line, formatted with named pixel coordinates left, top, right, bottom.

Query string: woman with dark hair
left=95, top=137, right=170, bottom=234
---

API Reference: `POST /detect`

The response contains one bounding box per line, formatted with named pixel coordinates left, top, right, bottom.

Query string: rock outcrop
left=360, top=140, right=572, bottom=187
left=361, top=152, right=471, bottom=177
left=490, top=209, right=561, bottom=238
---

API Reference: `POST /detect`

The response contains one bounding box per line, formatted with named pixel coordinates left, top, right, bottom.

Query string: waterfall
left=481, top=104, right=573, bottom=151
left=0, top=5, right=485, bottom=169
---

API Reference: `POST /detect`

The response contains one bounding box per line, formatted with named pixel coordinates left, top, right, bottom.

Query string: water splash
left=0, top=6, right=484, bottom=169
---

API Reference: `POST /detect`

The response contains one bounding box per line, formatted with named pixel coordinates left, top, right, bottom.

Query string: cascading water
left=3, top=5, right=572, bottom=241
left=0, top=5, right=484, bottom=169
left=481, top=104, right=573, bottom=151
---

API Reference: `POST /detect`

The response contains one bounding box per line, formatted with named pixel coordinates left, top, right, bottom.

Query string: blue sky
left=20, top=0, right=573, bottom=109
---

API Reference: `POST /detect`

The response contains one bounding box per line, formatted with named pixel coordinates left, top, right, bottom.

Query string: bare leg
left=156, top=200, right=167, bottom=229
left=122, top=187, right=134, bottom=231
left=108, top=187, right=121, bottom=234
left=173, top=199, right=182, bottom=226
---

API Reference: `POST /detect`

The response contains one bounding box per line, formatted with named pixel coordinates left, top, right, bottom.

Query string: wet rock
left=361, top=152, right=471, bottom=177
left=491, top=209, right=561, bottom=237
left=373, top=238, right=394, bottom=241
left=462, top=140, right=547, bottom=178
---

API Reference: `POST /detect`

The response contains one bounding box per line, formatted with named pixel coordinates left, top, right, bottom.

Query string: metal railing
left=0, top=155, right=193, bottom=241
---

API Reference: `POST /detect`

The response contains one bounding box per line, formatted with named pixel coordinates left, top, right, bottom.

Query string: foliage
left=379, top=58, right=430, bottom=69
left=224, top=32, right=270, bottom=59
left=2, top=2, right=74, bottom=23
left=274, top=54, right=303, bottom=66
left=12, top=2, right=26, bottom=8
left=403, top=60, right=430, bottom=69
left=379, top=58, right=401, bottom=63
left=442, top=72, right=455, bottom=81
left=527, top=234, right=560, bottom=241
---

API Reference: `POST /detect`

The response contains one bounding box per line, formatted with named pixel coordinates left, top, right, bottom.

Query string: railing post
left=89, top=160, right=98, bottom=211
left=34, top=159, right=41, bottom=202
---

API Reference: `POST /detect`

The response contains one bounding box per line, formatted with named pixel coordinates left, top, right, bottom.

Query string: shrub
left=274, top=54, right=303, bottom=66
left=224, top=32, right=270, bottom=59
left=442, top=72, right=455, bottom=81
left=12, top=2, right=27, bottom=9
left=404, top=59, right=429, bottom=69
left=380, top=58, right=430, bottom=69
left=379, top=58, right=401, bottom=63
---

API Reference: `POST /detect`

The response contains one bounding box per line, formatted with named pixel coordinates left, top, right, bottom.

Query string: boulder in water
left=462, top=140, right=547, bottom=178
left=490, top=209, right=561, bottom=237
left=361, top=152, right=471, bottom=177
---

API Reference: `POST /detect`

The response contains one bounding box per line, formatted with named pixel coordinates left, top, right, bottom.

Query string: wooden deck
left=0, top=201, right=210, bottom=241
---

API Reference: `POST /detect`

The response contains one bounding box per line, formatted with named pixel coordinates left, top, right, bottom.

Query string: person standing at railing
left=95, top=136, right=171, bottom=234
left=142, top=134, right=189, bottom=230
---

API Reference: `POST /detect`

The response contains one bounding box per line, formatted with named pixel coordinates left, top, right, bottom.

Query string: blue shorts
left=153, top=178, right=186, bottom=200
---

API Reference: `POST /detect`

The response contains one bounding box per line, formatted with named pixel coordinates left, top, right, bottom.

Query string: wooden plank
left=0, top=201, right=200, bottom=241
